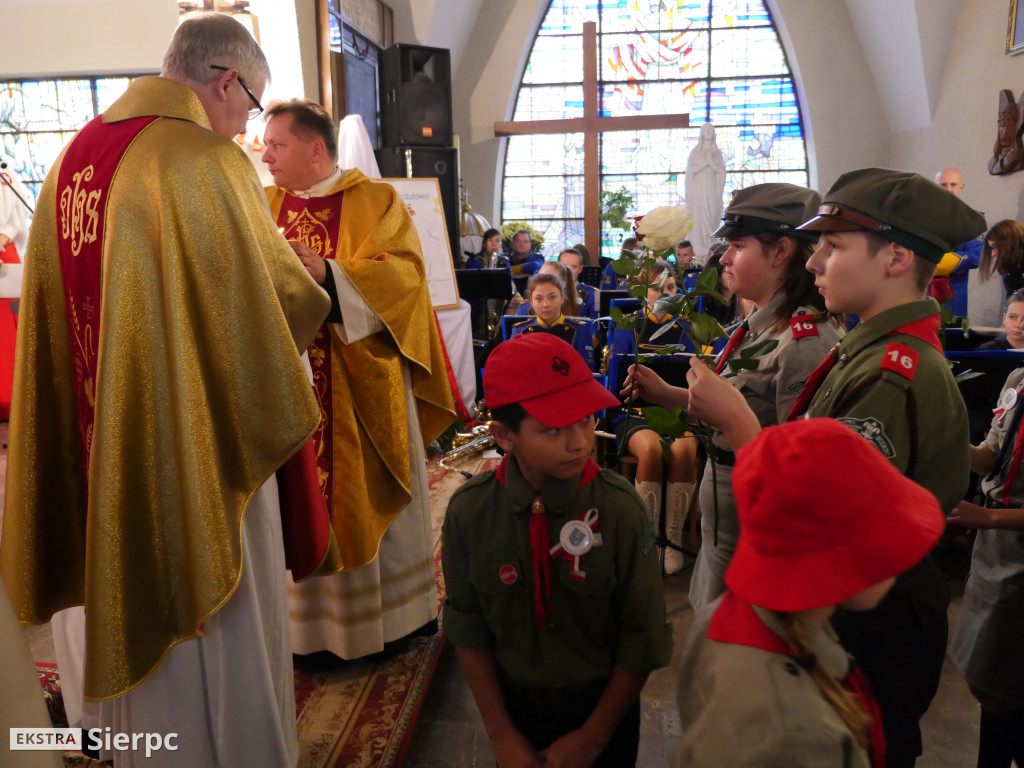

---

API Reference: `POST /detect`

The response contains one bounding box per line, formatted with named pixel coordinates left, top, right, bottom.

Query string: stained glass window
left=0, top=76, right=144, bottom=210
left=502, top=0, right=809, bottom=259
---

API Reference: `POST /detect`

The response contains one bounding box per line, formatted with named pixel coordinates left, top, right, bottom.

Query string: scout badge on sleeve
left=550, top=508, right=603, bottom=581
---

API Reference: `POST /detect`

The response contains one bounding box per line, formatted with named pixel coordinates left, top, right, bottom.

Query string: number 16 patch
left=880, top=342, right=920, bottom=380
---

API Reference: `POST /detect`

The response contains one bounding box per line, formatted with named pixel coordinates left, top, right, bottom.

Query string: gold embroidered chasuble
left=266, top=172, right=454, bottom=569
left=0, top=77, right=330, bottom=702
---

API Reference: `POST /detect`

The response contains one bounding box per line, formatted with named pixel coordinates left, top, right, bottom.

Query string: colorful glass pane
left=706, top=78, right=800, bottom=126
left=709, top=27, right=787, bottom=78
left=601, top=79, right=708, bottom=121
left=514, top=84, right=585, bottom=120
left=0, top=76, right=146, bottom=208
left=96, top=78, right=132, bottom=113
left=601, top=30, right=709, bottom=83
left=503, top=175, right=585, bottom=221
left=538, top=0, right=598, bottom=35
left=523, top=35, right=585, bottom=84
left=505, top=134, right=586, bottom=177
left=600, top=0, right=710, bottom=33
left=502, top=0, right=808, bottom=257
left=711, top=0, right=773, bottom=28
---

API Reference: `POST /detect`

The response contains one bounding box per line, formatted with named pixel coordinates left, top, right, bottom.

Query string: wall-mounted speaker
left=379, top=44, right=453, bottom=147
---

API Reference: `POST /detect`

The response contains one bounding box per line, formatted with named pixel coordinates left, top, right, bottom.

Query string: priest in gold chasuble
left=0, top=15, right=331, bottom=767
left=262, top=99, right=455, bottom=659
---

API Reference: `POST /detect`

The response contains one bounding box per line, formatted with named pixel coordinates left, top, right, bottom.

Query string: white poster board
left=377, top=178, right=460, bottom=309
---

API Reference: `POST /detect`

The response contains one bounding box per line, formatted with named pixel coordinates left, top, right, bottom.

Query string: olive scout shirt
left=805, top=298, right=969, bottom=512
left=442, top=454, right=673, bottom=690
left=675, top=597, right=870, bottom=768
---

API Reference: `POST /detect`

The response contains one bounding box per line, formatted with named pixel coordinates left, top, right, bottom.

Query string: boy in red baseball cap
left=676, top=418, right=945, bottom=768
left=441, top=334, right=673, bottom=768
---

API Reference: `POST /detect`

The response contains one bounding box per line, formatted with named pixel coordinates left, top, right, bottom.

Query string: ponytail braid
left=776, top=612, right=874, bottom=751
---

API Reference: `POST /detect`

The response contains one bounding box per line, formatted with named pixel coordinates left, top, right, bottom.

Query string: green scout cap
left=798, top=167, right=987, bottom=264
left=712, top=183, right=822, bottom=242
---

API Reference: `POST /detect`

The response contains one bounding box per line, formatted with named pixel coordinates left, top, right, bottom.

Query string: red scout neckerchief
left=496, top=456, right=601, bottom=629
left=786, top=314, right=942, bottom=422
left=708, top=591, right=887, bottom=768
left=55, top=113, right=160, bottom=485
left=714, top=320, right=749, bottom=374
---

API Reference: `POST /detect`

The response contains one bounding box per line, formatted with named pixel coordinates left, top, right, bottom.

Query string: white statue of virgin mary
left=684, top=123, right=726, bottom=261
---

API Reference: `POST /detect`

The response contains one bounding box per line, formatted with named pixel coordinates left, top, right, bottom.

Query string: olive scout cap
left=712, top=183, right=822, bottom=242
left=484, top=334, right=619, bottom=429
left=726, top=418, right=944, bottom=612
left=798, top=167, right=987, bottom=264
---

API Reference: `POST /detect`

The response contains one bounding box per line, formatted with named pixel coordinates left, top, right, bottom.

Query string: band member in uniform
left=511, top=271, right=595, bottom=369
left=558, top=247, right=598, bottom=319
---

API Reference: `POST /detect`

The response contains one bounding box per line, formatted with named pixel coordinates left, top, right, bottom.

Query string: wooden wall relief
left=989, top=89, right=1024, bottom=175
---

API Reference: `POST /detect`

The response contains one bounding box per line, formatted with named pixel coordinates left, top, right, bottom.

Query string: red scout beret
left=484, top=334, right=618, bottom=428
left=726, top=418, right=945, bottom=611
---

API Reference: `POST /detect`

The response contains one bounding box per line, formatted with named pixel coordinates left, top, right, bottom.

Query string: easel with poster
left=378, top=177, right=459, bottom=309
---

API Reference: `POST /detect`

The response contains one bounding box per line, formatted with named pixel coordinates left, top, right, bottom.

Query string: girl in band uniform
left=510, top=272, right=595, bottom=369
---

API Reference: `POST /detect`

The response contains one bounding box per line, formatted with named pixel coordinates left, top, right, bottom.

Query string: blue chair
left=500, top=314, right=522, bottom=341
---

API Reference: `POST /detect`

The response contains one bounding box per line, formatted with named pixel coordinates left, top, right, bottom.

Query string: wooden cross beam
left=495, top=21, right=690, bottom=263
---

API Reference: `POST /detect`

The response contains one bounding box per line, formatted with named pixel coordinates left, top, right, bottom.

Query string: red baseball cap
left=726, top=418, right=944, bottom=612
left=484, top=334, right=619, bottom=428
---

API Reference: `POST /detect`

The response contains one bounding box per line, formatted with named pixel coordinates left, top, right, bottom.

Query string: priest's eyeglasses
left=210, top=64, right=264, bottom=119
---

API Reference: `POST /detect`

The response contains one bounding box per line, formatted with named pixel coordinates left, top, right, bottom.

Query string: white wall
left=0, top=0, right=178, bottom=77
left=0, top=0, right=311, bottom=99
left=770, top=0, right=889, bottom=190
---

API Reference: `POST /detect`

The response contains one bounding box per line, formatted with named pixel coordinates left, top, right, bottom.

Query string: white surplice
left=53, top=476, right=298, bottom=768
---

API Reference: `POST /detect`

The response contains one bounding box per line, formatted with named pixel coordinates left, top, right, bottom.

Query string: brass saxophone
left=439, top=403, right=496, bottom=478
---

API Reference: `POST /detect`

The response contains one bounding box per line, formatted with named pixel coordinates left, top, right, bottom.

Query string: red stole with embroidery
left=274, top=192, right=343, bottom=551
left=55, top=114, right=159, bottom=489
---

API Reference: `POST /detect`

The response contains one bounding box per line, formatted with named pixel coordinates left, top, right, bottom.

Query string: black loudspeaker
left=376, top=146, right=460, bottom=260
left=379, top=44, right=453, bottom=147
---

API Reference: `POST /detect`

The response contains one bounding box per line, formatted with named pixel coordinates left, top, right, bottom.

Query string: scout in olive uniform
left=684, top=168, right=987, bottom=768
left=947, top=367, right=1024, bottom=767
left=442, top=334, right=673, bottom=768
left=622, top=183, right=844, bottom=610
left=676, top=418, right=945, bottom=768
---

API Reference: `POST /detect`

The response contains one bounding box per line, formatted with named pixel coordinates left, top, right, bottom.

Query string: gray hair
left=162, top=12, right=270, bottom=88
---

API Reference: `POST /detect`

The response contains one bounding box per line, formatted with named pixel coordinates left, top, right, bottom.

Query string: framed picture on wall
left=1008, top=0, right=1024, bottom=55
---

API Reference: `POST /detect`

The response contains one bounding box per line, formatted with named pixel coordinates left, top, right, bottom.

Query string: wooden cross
left=495, top=21, right=690, bottom=263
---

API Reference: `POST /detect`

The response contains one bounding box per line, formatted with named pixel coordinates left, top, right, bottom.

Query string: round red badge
left=498, top=564, right=518, bottom=585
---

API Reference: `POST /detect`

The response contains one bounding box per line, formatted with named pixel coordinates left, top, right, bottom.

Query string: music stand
left=455, top=269, right=514, bottom=340
left=580, top=265, right=602, bottom=287
left=598, top=289, right=630, bottom=318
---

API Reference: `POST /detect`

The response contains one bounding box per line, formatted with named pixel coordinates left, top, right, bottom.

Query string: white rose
left=635, top=205, right=693, bottom=252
